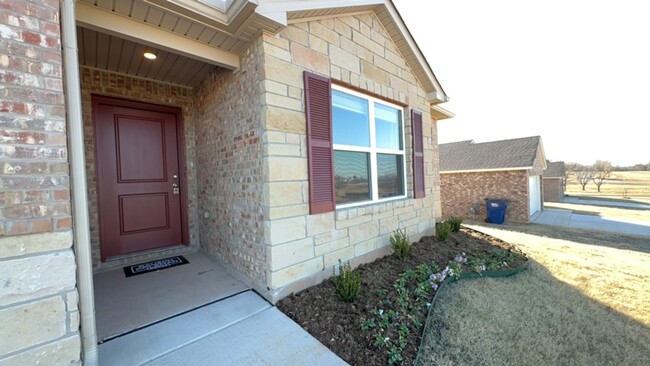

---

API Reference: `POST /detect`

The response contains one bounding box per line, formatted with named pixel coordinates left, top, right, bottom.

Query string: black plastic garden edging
left=414, top=260, right=530, bottom=366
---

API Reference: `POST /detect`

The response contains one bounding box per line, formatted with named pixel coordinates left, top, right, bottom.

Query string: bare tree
left=592, top=160, right=612, bottom=193
left=575, top=170, right=595, bottom=191
left=564, top=162, right=580, bottom=187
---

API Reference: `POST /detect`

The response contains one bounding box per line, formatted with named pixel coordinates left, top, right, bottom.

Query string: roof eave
left=440, top=167, right=533, bottom=174
left=431, top=105, right=454, bottom=120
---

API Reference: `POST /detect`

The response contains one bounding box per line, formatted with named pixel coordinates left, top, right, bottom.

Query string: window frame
left=331, top=84, right=408, bottom=209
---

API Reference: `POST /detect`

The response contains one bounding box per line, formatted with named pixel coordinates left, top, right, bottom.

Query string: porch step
left=98, top=290, right=271, bottom=366
left=143, top=306, right=348, bottom=366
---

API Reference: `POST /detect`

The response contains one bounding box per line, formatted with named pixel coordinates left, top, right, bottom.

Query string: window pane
left=333, top=90, right=370, bottom=147
left=377, top=154, right=404, bottom=199
left=334, top=151, right=371, bottom=204
left=375, top=104, right=402, bottom=150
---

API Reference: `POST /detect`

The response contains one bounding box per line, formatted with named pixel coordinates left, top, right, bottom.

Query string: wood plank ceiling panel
left=77, top=27, right=217, bottom=87
left=114, top=1, right=132, bottom=15
left=173, top=18, right=193, bottom=35
left=95, top=32, right=111, bottom=69
left=130, top=2, right=149, bottom=20
left=145, top=7, right=165, bottom=26
left=106, top=35, right=124, bottom=71
left=159, top=13, right=179, bottom=31
left=95, top=0, right=114, bottom=10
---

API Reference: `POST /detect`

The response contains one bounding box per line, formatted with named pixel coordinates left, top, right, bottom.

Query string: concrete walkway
left=534, top=208, right=650, bottom=237
left=99, top=291, right=347, bottom=366
left=563, top=196, right=650, bottom=210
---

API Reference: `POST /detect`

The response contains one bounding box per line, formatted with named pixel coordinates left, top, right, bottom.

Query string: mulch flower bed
left=277, top=227, right=527, bottom=366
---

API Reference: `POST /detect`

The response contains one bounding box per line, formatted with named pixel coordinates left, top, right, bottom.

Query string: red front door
left=93, top=97, right=185, bottom=260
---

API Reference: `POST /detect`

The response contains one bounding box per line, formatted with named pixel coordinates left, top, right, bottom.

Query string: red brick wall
left=543, top=177, right=563, bottom=202
left=440, top=170, right=530, bottom=223
left=0, top=0, right=70, bottom=236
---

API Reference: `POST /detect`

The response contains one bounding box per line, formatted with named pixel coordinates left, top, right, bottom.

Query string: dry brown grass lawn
left=566, top=171, right=650, bottom=202
left=418, top=222, right=650, bottom=365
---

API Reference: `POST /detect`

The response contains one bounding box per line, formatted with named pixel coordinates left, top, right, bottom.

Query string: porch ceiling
left=75, top=0, right=285, bottom=87
left=77, top=27, right=217, bottom=87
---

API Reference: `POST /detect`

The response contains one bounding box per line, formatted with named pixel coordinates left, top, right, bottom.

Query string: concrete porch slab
left=99, top=290, right=348, bottom=366
left=94, top=251, right=249, bottom=341
left=99, top=290, right=271, bottom=365
left=143, top=305, right=348, bottom=366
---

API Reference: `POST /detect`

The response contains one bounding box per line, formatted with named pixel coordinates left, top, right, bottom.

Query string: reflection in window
left=377, top=154, right=404, bottom=198
left=334, top=151, right=370, bottom=204
left=375, top=104, right=402, bottom=150
left=332, top=86, right=406, bottom=207
left=333, top=90, right=370, bottom=147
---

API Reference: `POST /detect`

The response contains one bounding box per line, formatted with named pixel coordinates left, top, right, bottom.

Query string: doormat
left=123, top=256, right=189, bottom=277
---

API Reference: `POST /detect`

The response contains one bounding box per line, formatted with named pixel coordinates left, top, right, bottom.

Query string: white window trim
left=332, top=84, right=407, bottom=209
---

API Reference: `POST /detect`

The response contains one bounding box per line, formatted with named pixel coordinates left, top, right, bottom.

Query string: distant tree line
left=565, top=160, right=613, bottom=192
left=612, top=162, right=650, bottom=171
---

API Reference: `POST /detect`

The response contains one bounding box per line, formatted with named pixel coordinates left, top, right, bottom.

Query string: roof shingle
left=543, top=161, right=565, bottom=178
left=439, top=136, right=542, bottom=172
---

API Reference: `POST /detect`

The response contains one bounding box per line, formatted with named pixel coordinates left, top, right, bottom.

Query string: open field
left=566, top=171, right=650, bottom=203
left=418, top=222, right=650, bottom=365
left=545, top=201, right=650, bottom=222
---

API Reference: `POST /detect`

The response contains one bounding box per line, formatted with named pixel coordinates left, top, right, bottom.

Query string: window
left=332, top=85, right=406, bottom=207
left=304, top=71, right=424, bottom=215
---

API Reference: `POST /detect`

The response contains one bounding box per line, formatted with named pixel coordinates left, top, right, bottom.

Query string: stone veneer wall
left=79, top=67, right=199, bottom=270
left=440, top=170, right=530, bottom=223
left=193, top=37, right=267, bottom=289
left=259, top=14, right=441, bottom=301
left=0, top=1, right=80, bottom=363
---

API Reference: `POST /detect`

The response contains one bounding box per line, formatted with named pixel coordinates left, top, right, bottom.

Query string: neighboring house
left=543, top=160, right=566, bottom=202
left=0, top=0, right=453, bottom=363
left=439, top=136, right=547, bottom=223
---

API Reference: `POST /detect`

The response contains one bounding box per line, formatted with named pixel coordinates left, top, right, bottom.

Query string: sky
left=393, top=0, right=649, bottom=167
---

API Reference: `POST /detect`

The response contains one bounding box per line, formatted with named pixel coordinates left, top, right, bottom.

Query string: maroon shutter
left=412, top=109, right=425, bottom=199
left=304, top=71, right=335, bottom=214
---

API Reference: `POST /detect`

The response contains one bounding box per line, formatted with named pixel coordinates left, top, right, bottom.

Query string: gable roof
left=544, top=161, right=566, bottom=178
left=255, top=0, right=448, bottom=104
left=439, top=136, right=544, bottom=173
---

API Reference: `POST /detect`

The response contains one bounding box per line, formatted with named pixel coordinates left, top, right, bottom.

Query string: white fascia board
left=440, top=167, right=531, bottom=174
left=76, top=2, right=240, bottom=70
left=256, top=0, right=384, bottom=16
left=255, top=0, right=384, bottom=26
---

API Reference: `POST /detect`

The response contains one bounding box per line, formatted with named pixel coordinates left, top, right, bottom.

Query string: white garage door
left=529, top=175, right=542, bottom=217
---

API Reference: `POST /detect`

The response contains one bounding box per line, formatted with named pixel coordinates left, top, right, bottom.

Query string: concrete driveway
left=534, top=207, right=650, bottom=237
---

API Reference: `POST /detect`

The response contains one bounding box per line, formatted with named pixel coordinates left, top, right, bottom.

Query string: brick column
left=0, top=0, right=80, bottom=363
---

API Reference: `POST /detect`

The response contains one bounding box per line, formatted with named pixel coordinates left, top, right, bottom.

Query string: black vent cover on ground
left=123, top=256, right=189, bottom=277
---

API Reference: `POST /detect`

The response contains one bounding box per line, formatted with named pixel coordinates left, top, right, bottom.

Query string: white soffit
left=76, top=2, right=241, bottom=70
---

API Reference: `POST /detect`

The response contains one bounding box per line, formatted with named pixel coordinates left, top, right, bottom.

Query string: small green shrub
left=390, top=229, right=410, bottom=261
left=332, top=259, right=361, bottom=302
left=447, top=216, right=464, bottom=232
left=436, top=221, right=452, bottom=241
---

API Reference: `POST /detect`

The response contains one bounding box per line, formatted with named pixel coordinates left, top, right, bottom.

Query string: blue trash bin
left=486, top=199, right=508, bottom=224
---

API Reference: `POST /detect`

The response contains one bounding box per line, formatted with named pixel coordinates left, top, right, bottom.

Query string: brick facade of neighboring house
left=1, top=1, right=452, bottom=363
left=543, top=160, right=565, bottom=202
left=0, top=1, right=81, bottom=364
left=441, top=170, right=530, bottom=222
left=439, top=137, right=546, bottom=223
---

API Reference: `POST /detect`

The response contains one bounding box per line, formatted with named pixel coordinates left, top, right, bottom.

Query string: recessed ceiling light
left=143, top=52, right=157, bottom=60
